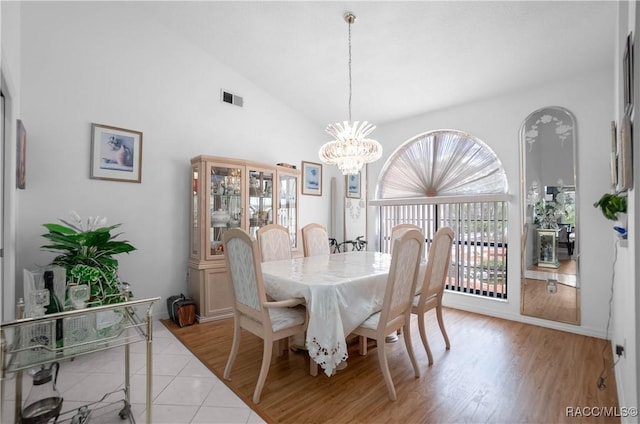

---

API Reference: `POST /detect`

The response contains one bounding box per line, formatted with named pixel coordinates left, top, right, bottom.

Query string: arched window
left=370, top=129, right=510, bottom=299
left=376, top=129, right=508, bottom=198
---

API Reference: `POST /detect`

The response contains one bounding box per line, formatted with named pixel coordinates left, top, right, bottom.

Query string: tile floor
left=1, top=320, right=265, bottom=424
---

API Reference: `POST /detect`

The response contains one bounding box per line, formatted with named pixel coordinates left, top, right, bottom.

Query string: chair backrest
left=389, top=223, right=422, bottom=255
left=379, top=228, right=424, bottom=327
left=257, top=224, right=292, bottom=262
left=559, top=225, right=570, bottom=243
left=301, top=223, right=330, bottom=257
left=417, top=227, right=454, bottom=303
left=223, top=228, right=270, bottom=325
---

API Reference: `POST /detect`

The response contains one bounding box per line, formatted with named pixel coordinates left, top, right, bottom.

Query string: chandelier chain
left=348, top=18, right=352, bottom=122
left=319, top=11, right=383, bottom=175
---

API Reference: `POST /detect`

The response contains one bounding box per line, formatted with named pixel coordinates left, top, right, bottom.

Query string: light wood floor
left=164, top=308, right=619, bottom=424
left=528, top=258, right=577, bottom=275
left=522, top=278, right=579, bottom=324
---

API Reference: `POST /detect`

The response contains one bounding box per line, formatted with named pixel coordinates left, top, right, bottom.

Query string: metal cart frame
left=1, top=297, right=160, bottom=423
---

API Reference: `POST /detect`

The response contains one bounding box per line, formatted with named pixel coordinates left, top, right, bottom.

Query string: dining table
left=260, top=251, right=394, bottom=377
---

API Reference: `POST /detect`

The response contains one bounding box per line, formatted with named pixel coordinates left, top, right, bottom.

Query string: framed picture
left=610, top=120, right=618, bottom=189
left=346, top=172, right=361, bottom=199
left=301, top=161, right=322, bottom=196
left=623, top=32, right=634, bottom=113
left=16, top=119, right=26, bottom=189
left=617, top=112, right=633, bottom=191
left=90, top=123, right=143, bottom=183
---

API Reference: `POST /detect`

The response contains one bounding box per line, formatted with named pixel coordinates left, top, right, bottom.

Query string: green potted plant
left=41, top=212, right=136, bottom=306
left=593, top=192, right=627, bottom=221
left=594, top=192, right=627, bottom=238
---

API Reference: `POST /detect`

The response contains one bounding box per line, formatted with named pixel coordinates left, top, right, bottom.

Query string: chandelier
left=319, top=12, right=382, bottom=175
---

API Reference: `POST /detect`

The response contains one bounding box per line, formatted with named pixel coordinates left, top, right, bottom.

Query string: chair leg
left=417, top=311, right=434, bottom=365
left=253, top=338, right=274, bottom=404
left=310, top=357, right=318, bottom=376
left=289, top=332, right=307, bottom=352
left=402, top=323, right=420, bottom=378
left=223, top=319, right=242, bottom=380
left=359, top=335, right=368, bottom=355
left=376, top=335, right=396, bottom=401
left=276, top=338, right=289, bottom=356
left=436, top=305, right=451, bottom=349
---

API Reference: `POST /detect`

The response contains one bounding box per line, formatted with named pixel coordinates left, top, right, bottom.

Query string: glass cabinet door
left=247, top=167, right=275, bottom=239
left=190, top=164, right=200, bottom=259
left=536, top=228, right=559, bottom=268
left=208, top=163, right=243, bottom=259
left=278, top=171, right=299, bottom=249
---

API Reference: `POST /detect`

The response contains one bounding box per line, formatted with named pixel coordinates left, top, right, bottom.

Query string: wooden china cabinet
left=188, top=155, right=300, bottom=322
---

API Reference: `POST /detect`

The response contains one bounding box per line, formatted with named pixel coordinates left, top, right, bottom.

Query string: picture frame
left=623, top=32, right=634, bottom=113
left=346, top=172, right=361, bottom=199
left=16, top=119, right=26, bottom=189
left=90, top=123, right=143, bottom=183
left=301, top=161, right=322, bottom=196
left=617, top=112, right=633, bottom=191
left=610, top=120, right=618, bottom=189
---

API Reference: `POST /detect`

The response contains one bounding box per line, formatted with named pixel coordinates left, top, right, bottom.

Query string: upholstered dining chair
left=257, top=224, right=308, bottom=352
left=352, top=228, right=424, bottom=401
left=257, top=224, right=292, bottom=262
left=389, top=223, right=422, bottom=255
left=301, top=223, right=330, bottom=256
left=387, top=224, right=424, bottom=340
left=222, top=228, right=308, bottom=403
left=411, top=226, right=454, bottom=365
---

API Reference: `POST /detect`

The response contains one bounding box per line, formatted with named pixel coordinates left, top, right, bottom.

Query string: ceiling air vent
left=221, top=90, right=243, bottom=107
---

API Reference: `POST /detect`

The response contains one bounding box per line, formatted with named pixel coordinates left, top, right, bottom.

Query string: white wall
left=13, top=2, right=331, bottom=314
left=1, top=1, right=22, bottom=321
left=615, top=0, right=638, bottom=417
left=368, top=67, right=615, bottom=338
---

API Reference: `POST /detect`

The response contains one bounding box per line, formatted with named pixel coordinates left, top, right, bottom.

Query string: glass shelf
left=1, top=297, right=159, bottom=373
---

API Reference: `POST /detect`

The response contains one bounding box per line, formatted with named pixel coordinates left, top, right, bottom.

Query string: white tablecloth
left=261, top=251, right=392, bottom=376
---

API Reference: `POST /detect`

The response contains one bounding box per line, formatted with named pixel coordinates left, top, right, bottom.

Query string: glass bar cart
left=1, top=296, right=160, bottom=423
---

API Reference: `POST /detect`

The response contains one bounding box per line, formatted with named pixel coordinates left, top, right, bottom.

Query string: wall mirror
left=344, top=165, right=367, bottom=249
left=520, top=106, right=580, bottom=325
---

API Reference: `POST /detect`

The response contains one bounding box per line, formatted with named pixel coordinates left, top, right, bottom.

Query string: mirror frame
left=519, top=106, right=580, bottom=325
left=344, top=165, right=368, bottom=248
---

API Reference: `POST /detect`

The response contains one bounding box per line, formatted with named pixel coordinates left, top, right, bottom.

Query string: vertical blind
left=374, top=195, right=509, bottom=299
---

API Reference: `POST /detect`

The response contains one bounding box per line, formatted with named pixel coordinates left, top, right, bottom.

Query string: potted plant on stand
left=593, top=192, right=628, bottom=238
left=41, top=212, right=136, bottom=307
left=533, top=198, right=566, bottom=230
left=41, top=212, right=137, bottom=337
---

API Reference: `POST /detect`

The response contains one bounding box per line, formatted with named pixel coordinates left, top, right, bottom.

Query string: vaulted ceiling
left=138, top=1, right=616, bottom=127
